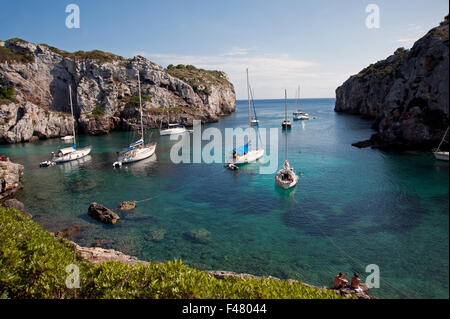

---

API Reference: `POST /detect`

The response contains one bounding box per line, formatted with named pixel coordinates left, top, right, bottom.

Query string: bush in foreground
left=0, top=207, right=344, bottom=299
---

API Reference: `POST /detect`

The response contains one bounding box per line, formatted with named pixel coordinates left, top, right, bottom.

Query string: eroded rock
left=87, top=202, right=120, bottom=224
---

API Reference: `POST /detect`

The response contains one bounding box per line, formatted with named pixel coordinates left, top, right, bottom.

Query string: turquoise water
left=1, top=98, right=448, bottom=299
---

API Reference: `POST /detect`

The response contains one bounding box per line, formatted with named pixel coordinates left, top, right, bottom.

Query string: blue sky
left=1, top=0, right=448, bottom=99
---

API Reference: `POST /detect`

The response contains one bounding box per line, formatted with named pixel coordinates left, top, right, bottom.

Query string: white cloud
left=395, top=24, right=426, bottom=48
left=135, top=48, right=342, bottom=99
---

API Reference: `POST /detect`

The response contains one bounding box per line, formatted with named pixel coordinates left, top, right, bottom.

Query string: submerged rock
left=87, top=202, right=120, bottom=224
left=146, top=229, right=166, bottom=242
left=55, top=225, right=83, bottom=238
left=119, top=201, right=136, bottom=210
left=184, top=229, right=212, bottom=244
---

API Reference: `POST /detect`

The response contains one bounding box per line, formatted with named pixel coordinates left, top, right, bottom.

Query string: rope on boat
left=291, top=196, right=414, bottom=299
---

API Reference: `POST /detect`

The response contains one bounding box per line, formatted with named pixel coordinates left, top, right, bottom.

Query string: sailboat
left=113, top=72, right=156, bottom=167
left=282, top=90, right=292, bottom=129
left=225, top=69, right=264, bottom=166
left=250, top=88, right=259, bottom=126
left=433, top=127, right=449, bottom=161
left=275, top=90, right=299, bottom=189
left=50, top=85, right=92, bottom=164
left=293, top=85, right=309, bottom=120
left=159, top=102, right=188, bottom=136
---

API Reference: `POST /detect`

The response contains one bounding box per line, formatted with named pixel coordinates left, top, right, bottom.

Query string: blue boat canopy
left=129, top=138, right=143, bottom=149
left=233, top=143, right=249, bottom=156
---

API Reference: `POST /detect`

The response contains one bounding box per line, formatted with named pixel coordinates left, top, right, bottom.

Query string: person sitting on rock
left=334, top=272, right=349, bottom=289
left=350, top=273, right=363, bottom=292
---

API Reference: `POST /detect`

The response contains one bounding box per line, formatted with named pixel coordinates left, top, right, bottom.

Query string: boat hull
left=434, top=151, right=449, bottom=161
left=118, top=144, right=156, bottom=164
left=275, top=174, right=298, bottom=189
left=160, top=127, right=188, bottom=136
left=225, top=149, right=264, bottom=165
left=53, top=146, right=92, bottom=163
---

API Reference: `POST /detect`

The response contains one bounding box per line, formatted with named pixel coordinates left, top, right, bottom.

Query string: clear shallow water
left=1, top=98, right=448, bottom=299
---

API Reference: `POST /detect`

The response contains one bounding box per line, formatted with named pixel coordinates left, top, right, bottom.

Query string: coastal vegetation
left=122, top=94, right=152, bottom=108
left=0, top=44, right=35, bottom=65
left=40, top=43, right=125, bottom=64
left=89, top=106, right=105, bottom=119
left=166, top=64, right=231, bottom=96
left=0, top=86, right=16, bottom=105
left=0, top=207, right=344, bottom=299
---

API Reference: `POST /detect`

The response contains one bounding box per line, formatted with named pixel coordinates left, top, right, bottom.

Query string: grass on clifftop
left=165, top=64, right=231, bottom=95
left=39, top=43, right=125, bottom=64
left=0, top=45, right=35, bottom=65
left=0, top=207, right=344, bottom=299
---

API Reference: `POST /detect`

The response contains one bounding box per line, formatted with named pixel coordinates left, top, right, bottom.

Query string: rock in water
left=1, top=198, right=31, bottom=218
left=335, top=15, right=449, bottom=150
left=88, top=202, right=120, bottom=224
left=184, top=229, right=212, bottom=244
left=119, top=201, right=136, bottom=210
left=55, top=225, right=82, bottom=238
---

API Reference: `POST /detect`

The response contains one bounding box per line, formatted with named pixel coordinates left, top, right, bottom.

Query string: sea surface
left=1, top=98, right=448, bottom=299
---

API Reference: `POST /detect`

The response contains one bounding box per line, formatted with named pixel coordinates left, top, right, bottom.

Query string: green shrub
left=123, top=94, right=152, bottom=108
left=0, top=207, right=89, bottom=298
left=165, top=64, right=231, bottom=96
left=0, top=46, right=35, bottom=64
left=91, top=106, right=105, bottom=118
left=0, top=86, right=16, bottom=105
left=0, top=86, right=14, bottom=100
left=0, top=207, right=346, bottom=299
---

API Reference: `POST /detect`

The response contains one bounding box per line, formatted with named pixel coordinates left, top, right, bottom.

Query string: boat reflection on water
left=58, top=155, right=92, bottom=170
left=274, top=182, right=297, bottom=198
left=114, top=154, right=158, bottom=177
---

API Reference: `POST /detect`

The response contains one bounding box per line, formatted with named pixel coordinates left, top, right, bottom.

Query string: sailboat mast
left=247, top=68, right=251, bottom=127
left=437, top=127, right=449, bottom=151
left=137, top=72, right=144, bottom=143
left=285, top=89, right=287, bottom=161
left=68, top=84, right=77, bottom=147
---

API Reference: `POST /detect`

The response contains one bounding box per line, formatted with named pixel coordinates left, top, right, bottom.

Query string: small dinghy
left=40, top=160, right=55, bottom=168
left=226, top=163, right=239, bottom=171
left=61, top=135, right=74, bottom=141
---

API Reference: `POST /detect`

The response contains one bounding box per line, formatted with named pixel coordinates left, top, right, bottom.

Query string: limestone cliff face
left=0, top=40, right=236, bottom=143
left=335, top=16, right=449, bottom=149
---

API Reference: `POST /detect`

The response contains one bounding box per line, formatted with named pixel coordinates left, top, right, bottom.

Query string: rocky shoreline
left=335, top=15, right=449, bottom=150
left=0, top=160, right=373, bottom=299
left=1, top=39, right=236, bottom=143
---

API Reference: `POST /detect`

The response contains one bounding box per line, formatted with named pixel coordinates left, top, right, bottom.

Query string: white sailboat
left=113, top=72, right=156, bottom=167
left=275, top=90, right=299, bottom=189
left=50, top=85, right=91, bottom=164
left=225, top=69, right=264, bottom=166
left=282, top=90, right=291, bottom=128
left=249, top=88, right=259, bottom=126
left=293, top=85, right=310, bottom=120
left=159, top=101, right=188, bottom=136
left=433, top=127, right=449, bottom=161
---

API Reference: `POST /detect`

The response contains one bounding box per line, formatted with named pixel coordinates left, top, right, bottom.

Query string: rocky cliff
left=335, top=15, right=449, bottom=149
left=0, top=39, right=236, bottom=143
